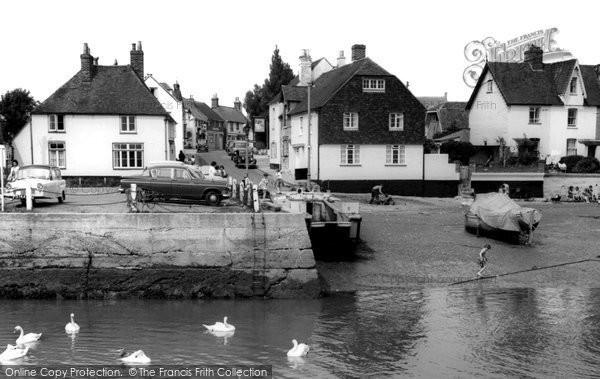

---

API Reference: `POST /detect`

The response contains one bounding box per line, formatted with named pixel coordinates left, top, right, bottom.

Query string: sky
left=1, top=0, right=599, bottom=108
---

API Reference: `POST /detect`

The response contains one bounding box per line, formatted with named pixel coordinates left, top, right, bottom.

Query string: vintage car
left=4, top=165, right=66, bottom=206
left=119, top=164, right=230, bottom=206
left=230, top=141, right=257, bottom=168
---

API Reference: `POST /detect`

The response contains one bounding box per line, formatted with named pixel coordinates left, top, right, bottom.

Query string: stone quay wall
left=0, top=212, right=320, bottom=299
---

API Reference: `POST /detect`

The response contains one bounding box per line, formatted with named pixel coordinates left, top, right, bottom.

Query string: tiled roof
left=213, top=105, right=248, bottom=124
left=34, top=66, right=171, bottom=117
left=288, top=58, right=393, bottom=115
left=282, top=85, right=307, bottom=102
left=159, top=82, right=173, bottom=92
left=183, top=99, right=223, bottom=122
left=418, top=96, right=447, bottom=109
left=466, top=59, right=600, bottom=108
left=429, top=102, right=469, bottom=130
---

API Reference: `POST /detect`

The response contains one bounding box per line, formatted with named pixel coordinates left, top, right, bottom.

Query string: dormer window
left=569, top=77, right=578, bottom=94
left=486, top=80, right=493, bottom=93
left=363, top=78, right=385, bottom=93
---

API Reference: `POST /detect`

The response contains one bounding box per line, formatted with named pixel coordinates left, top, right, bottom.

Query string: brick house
left=12, top=42, right=176, bottom=181
left=284, top=44, right=427, bottom=194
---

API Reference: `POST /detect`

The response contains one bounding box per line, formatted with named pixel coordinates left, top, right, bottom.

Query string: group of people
left=552, top=185, right=599, bottom=203
left=178, top=150, right=196, bottom=166
left=208, top=161, right=227, bottom=178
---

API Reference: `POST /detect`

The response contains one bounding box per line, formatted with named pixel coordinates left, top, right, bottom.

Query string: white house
left=466, top=45, right=600, bottom=161
left=13, top=42, right=175, bottom=180
left=145, top=76, right=185, bottom=153
left=212, top=95, right=248, bottom=148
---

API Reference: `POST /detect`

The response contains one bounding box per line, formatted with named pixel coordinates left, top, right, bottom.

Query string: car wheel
left=58, top=191, right=65, bottom=203
left=205, top=191, right=221, bottom=206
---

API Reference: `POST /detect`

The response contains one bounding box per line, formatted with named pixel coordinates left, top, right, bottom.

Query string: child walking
left=477, top=244, right=491, bottom=277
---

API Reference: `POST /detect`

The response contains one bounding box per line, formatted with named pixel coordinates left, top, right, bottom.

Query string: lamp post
left=244, top=124, right=250, bottom=178
left=306, top=81, right=312, bottom=187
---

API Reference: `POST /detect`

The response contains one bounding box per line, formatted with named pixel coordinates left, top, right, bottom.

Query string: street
left=194, top=150, right=270, bottom=185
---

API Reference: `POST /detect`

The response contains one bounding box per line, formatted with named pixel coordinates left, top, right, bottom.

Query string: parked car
left=4, top=165, right=66, bottom=206
left=119, top=164, right=231, bottom=206
left=229, top=141, right=257, bottom=168
left=197, top=144, right=209, bottom=152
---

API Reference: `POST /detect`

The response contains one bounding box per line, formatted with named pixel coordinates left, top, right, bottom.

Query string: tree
left=0, top=89, right=36, bottom=144
left=244, top=46, right=294, bottom=119
left=440, top=141, right=476, bottom=165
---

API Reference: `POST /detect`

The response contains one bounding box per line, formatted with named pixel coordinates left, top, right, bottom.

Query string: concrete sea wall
left=0, top=213, right=321, bottom=299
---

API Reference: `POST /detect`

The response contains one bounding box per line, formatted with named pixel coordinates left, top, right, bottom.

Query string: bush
left=440, top=141, right=476, bottom=165
left=424, top=139, right=437, bottom=154
left=518, top=151, right=539, bottom=165
left=573, top=157, right=600, bottom=173
left=559, top=155, right=584, bottom=173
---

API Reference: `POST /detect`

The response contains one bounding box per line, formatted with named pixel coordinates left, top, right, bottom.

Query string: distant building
left=425, top=101, right=469, bottom=141
left=145, top=76, right=185, bottom=154
left=467, top=44, right=600, bottom=160
left=418, top=93, right=447, bottom=110
left=183, top=99, right=224, bottom=150
left=212, top=95, right=249, bottom=148
left=12, top=42, right=175, bottom=179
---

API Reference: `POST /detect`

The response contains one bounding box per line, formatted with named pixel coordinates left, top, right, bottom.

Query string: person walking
left=477, top=244, right=491, bottom=277
left=258, top=173, right=269, bottom=200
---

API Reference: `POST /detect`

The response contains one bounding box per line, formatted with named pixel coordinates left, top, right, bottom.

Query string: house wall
left=424, top=154, right=460, bottom=180
left=268, top=102, right=284, bottom=167
left=312, top=60, right=334, bottom=81
left=288, top=112, right=318, bottom=179
left=468, top=71, right=510, bottom=146
left=146, top=78, right=184, bottom=154
left=13, top=114, right=169, bottom=176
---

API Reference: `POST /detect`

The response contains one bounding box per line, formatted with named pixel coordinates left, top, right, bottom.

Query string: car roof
left=21, top=165, right=58, bottom=170
left=147, top=160, right=186, bottom=166
left=145, top=164, right=191, bottom=169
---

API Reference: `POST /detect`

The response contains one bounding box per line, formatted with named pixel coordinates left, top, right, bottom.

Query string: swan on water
left=203, top=316, right=235, bottom=332
left=65, top=313, right=80, bottom=334
left=287, top=339, right=310, bottom=357
left=0, top=344, right=29, bottom=362
left=119, top=349, right=151, bottom=364
left=14, top=326, right=42, bottom=345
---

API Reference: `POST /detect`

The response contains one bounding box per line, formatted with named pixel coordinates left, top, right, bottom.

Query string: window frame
left=120, top=115, right=137, bottom=134
left=48, top=141, right=66, bottom=169
left=528, top=107, right=541, bottom=124
left=48, top=114, right=65, bottom=133
left=386, top=145, right=406, bottom=166
left=486, top=80, right=493, bottom=93
left=569, top=77, right=578, bottom=94
left=343, top=112, right=359, bottom=131
left=389, top=113, right=404, bottom=131
left=112, top=142, right=144, bottom=169
left=567, top=108, right=578, bottom=128
left=340, top=144, right=361, bottom=166
left=362, top=78, right=386, bottom=93
left=566, top=138, right=577, bottom=156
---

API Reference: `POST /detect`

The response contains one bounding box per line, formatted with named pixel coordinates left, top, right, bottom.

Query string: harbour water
left=1, top=287, right=599, bottom=378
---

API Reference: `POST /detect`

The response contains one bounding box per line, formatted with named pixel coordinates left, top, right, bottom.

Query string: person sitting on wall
left=567, top=186, right=574, bottom=201
left=7, top=160, right=20, bottom=182
left=369, top=184, right=384, bottom=204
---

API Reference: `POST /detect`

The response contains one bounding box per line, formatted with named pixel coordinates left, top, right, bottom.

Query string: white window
left=568, top=108, right=577, bottom=127
left=120, top=116, right=136, bottom=133
left=340, top=144, right=360, bottom=165
left=486, top=80, right=493, bottom=93
left=271, top=141, right=277, bottom=158
left=112, top=143, right=144, bottom=169
left=386, top=145, right=406, bottom=165
left=49, top=114, right=65, bottom=132
left=566, top=139, right=577, bottom=156
left=343, top=112, right=359, bottom=130
left=362, top=78, right=385, bottom=92
left=48, top=141, right=66, bottom=168
left=389, top=113, right=404, bottom=131
left=299, top=117, right=304, bottom=136
left=529, top=107, right=540, bottom=124
left=569, top=77, right=578, bottom=94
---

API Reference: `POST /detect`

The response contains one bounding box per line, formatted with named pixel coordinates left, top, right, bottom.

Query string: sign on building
left=254, top=118, right=265, bottom=133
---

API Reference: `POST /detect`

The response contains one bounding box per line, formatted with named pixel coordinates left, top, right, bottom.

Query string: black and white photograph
left=0, top=0, right=599, bottom=377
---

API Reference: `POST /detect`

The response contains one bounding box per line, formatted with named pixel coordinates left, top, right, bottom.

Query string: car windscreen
left=188, top=166, right=205, bottom=179
left=17, top=168, right=51, bottom=180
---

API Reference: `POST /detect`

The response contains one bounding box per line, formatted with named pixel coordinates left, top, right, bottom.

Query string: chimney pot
left=211, top=94, right=219, bottom=108
left=80, top=43, right=93, bottom=82
left=130, top=41, right=144, bottom=78
left=299, top=49, right=312, bottom=86
left=351, top=44, right=366, bottom=61
left=524, top=44, right=544, bottom=70
left=337, top=50, right=346, bottom=67
left=114, top=59, right=118, bottom=65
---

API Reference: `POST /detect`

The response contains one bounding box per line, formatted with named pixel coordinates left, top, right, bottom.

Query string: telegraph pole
left=306, top=81, right=312, bottom=187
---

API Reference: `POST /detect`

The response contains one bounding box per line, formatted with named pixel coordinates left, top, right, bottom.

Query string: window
left=386, top=145, right=406, bottom=165
left=120, top=116, right=136, bottom=133
left=362, top=78, right=385, bottom=92
left=389, top=113, right=404, bottom=130
left=341, top=144, right=360, bottom=165
left=486, top=80, right=493, bottom=93
left=299, top=117, right=304, bottom=136
left=271, top=141, right=277, bottom=158
left=49, top=115, right=65, bottom=132
left=112, top=143, right=144, bottom=169
left=566, top=139, right=577, bottom=156
left=174, top=168, right=191, bottom=180
left=48, top=141, right=66, bottom=168
left=529, top=107, right=540, bottom=124
left=568, top=108, right=577, bottom=127
left=282, top=140, right=289, bottom=157
left=570, top=77, right=578, bottom=94
left=343, top=112, right=359, bottom=130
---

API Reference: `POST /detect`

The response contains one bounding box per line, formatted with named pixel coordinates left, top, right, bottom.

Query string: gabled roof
left=466, top=59, right=600, bottom=109
left=288, top=58, right=393, bottom=115
left=213, top=105, right=248, bottom=124
left=34, top=66, right=171, bottom=118
left=183, top=99, right=223, bottom=122
left=428, top=101, right=469, bottom=130
left=282, top=85, right=307, bottom=102
left=418, top=96, right=447, bottom=109
left=311, top=57, right=333, bottom=69
left=159, top=82, right=172, bottom=92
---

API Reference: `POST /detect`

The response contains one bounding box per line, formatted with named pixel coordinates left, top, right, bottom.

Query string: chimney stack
left=234, top=97, right=242, bottom=111
left=351, top=44, right=366, bottom=61
left=524, top=44, right=544, bottom=70
left=80, top=43, right=94, bottom=82
left=337, top=50, right=346, bottom=67
left=299, top=49, right=312, bottom=86
left=211, top=94, right=219, bottom=108
left=130, top=41, right=144, bottom=78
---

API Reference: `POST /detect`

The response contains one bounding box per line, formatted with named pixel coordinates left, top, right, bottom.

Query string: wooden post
left=252, top=184, right=259, bottom=212
left=130, top=183, right=137, bottom=212
left=232, top=178, right=237, bottom=199
left=25, top=186, right=33, bottom=211
left=239, top=182, right=245, bottom=203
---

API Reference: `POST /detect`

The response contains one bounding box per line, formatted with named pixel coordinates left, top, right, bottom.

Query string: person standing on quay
left=477, top=244, right=491, bottom=277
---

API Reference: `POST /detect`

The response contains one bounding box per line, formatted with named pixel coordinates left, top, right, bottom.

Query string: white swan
left=14, top=326, right=42, bottom=345
left=203, top=316, right=235, bottom=332
left=119, top=349, right=151, bottom=364
left=65, top=313, right=80, bottom=334
left=0, top=344, right=29, bottom=362
left=287, top=339, right=310, bottom=357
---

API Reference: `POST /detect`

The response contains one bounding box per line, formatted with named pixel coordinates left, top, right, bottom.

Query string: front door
left=588, top=146, right=597, bottom=158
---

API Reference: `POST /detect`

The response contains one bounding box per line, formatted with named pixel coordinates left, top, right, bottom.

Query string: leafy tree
left=440, top=141, right=476, bottom=165
left=244, top=46, right=294, bottom=119
left=0, top=89, right=36, bottom=144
